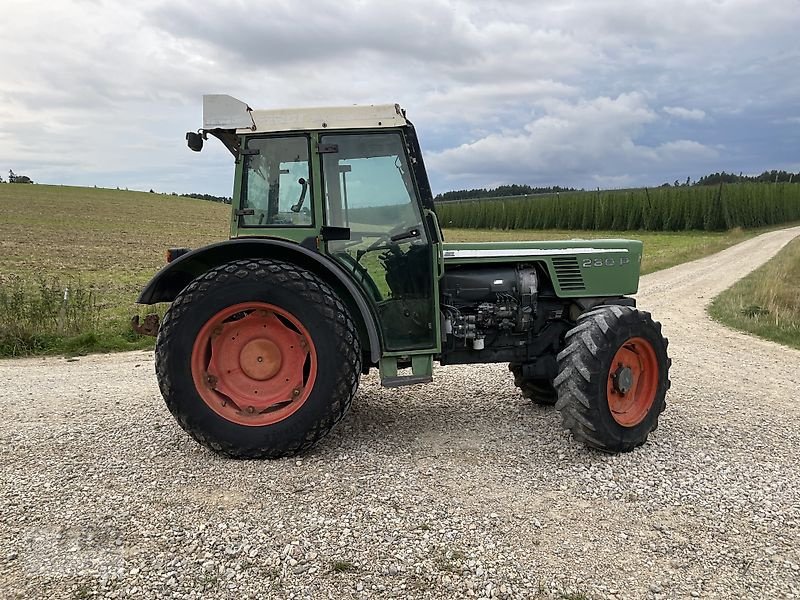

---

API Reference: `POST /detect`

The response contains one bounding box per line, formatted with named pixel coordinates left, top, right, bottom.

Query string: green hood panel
left=442, top=239, right=643, bottom=297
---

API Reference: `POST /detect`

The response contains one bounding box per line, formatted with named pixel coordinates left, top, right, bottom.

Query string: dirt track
left=1, top=226, right=800, bottom=600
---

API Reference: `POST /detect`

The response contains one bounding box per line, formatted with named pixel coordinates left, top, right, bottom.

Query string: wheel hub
left=240, top=338, right=282, bottom=380
left=190, top=302, right=317, bottom=427
left=606, top=337, right=660, bottom=427
left=611, top=365, right=634, bottom=394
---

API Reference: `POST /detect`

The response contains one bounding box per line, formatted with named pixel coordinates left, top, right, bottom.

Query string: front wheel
left=155, top=259, right=361, bottom=458
left=509, top=363, right=558, bottom=406
left=554, top=305, right=671, bottom=452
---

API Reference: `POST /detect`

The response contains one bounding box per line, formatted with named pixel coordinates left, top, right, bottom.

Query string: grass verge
left=0, top=184, right=227, bottom=357
left=709, top=235, right=800, bottom=350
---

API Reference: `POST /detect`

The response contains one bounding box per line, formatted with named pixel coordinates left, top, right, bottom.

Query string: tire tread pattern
left=155, top=259, right=361, bottom=459
left=509, top=364, right=558, bottom=406
left=554, top=305, right=671, bottom=452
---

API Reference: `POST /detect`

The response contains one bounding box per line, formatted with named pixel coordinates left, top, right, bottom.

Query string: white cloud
left=0, top=0, right=797, bottom=193
left=663, top=106, right=707, bottom=121
left=655, top=140, right=718, bottom=160
left=426, top=93, right=719, bottom=187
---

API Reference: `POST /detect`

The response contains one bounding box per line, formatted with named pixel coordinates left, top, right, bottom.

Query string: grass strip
left=709, top=236, right=800, bottom=350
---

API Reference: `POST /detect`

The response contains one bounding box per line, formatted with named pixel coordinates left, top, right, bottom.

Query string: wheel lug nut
left=247, top=406, right=255, bottom=414
left=292, top=388, right=301, bottom=397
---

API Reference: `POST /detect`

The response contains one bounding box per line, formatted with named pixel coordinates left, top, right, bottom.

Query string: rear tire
left=155, top=258, right=361, bottom=459
left=554, top=305, right=670, bottom=452
left=509, top=364, right=558, bottom=406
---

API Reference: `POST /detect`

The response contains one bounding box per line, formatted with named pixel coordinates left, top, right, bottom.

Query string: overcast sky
left=1, top=0, right=799, bottom=197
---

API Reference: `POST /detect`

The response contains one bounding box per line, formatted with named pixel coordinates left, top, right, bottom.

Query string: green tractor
left=137, top=95, right=671, bottom=458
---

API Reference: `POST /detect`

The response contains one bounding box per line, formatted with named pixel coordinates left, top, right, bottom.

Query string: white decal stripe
left=442, top=248, right=630, bottom=259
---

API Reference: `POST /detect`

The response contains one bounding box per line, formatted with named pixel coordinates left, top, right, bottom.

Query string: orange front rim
left=190, top=302, right=317, bottom=426
left=606, top=337, right=659, bottom=427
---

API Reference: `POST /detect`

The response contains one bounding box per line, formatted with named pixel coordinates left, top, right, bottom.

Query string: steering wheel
left=356, top=223, right=420, bottom=262
left=364, top=223, right=419, bottom=252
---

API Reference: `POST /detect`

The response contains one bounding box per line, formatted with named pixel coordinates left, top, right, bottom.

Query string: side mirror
left=186, top=131, right=204, bottom=152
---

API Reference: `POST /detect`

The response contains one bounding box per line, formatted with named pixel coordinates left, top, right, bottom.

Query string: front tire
left=509, top=364, right=558, bottom=406
left=554, top=305, right=671, bottom=452
left=155, top=259, right=361, bottom=458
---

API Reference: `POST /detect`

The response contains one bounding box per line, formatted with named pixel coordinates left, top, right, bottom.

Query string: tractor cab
left=190, top=95, right=442, bottom=373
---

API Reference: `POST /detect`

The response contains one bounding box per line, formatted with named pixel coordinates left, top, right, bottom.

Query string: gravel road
left=2, top=226, right=800, bottom=600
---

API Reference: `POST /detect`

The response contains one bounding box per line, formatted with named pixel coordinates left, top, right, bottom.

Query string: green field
left=0, top=183, right=787, bottom=357
left=0, top=184, right=229, bottom=355
left=710, top=236, right=800, bottom=349
left=437, top=183, right=800, bottom=232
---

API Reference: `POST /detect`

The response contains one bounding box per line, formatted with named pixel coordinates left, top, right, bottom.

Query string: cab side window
left=241, top=136, right=312, bottom=227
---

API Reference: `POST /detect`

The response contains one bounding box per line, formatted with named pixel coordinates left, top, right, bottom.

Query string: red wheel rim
left=190, top=302, right=317, bottom=426
left=606, top=337, right=659, bottom=427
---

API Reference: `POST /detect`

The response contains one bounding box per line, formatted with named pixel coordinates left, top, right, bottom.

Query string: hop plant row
left=435, top=183, right=800, bottom=231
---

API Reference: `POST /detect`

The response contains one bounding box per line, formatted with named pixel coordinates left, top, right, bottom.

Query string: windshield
left=321, top=132, right=422, bottom=234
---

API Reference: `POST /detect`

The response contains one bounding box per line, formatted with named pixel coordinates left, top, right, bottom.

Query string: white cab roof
left=202, top=94, right=407, bottom=133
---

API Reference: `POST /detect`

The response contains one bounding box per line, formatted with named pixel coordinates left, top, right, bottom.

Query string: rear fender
left=137, top=238, right=381, bottom=363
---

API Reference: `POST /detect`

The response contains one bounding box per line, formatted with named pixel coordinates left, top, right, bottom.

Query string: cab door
left=319, top=131, right=437, bottom=353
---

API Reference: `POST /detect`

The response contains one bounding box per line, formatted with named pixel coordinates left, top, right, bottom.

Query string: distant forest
left=434, top=170, right=800, bottom=202
left=179, top=192, right=232, bottom=204
left=694, top=170, right=799, bottom=186
left=434, top=184, right=575, bottom=203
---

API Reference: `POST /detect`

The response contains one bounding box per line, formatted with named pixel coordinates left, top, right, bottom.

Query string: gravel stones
left=1, top=227, right=800, bottom=599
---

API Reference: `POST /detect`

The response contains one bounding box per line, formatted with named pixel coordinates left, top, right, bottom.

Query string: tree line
left=1, top=170, right=34, bottom=184
left=436, top=183, right=800, bottom=232
left=437, top=170, right=800, bottom=202
left=434, top=184, right=576, bottom=203
left=178, top=192, right=232, bottom=204
left=695, top=170, right=799, bottom=186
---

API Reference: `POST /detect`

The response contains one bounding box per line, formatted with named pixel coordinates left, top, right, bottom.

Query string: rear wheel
left=509, top=364, right=558, bottom=406
left=155, top=258, right=361, bottom=458
left=554, top=305, right=670, bottom=452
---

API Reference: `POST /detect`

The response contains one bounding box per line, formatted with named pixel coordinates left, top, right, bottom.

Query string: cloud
left=663, top=106, right=707, bottom=121
left=655, top=140, right=718, bottom=160
left=426, top=93, right=719, bottom=188
left=0, top=0, right=798, bottom=194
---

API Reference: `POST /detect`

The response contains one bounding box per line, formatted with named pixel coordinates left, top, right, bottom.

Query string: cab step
left=379, top=355, right=433, bottom=388
left=381, top=374, right=433, bottom=388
